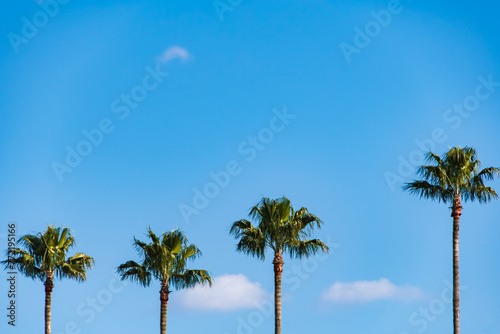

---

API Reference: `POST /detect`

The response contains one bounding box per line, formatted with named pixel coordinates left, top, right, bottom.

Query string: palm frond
left=1, top=248, right=43, bottom=280
left=475, top=167, right=500, bottom=182
left=291, top=208, right=324, bottom=232
left=288, top=239, right=330, bottom=259
left=58, top=253, right=95, bottom=282
left=403, top=180, right=453, bottom=203
left=236, top=236, right=266, bottom=260
left=170, top=269, right=213, bottom=290
left=462, top=185, right=498, bottom=203
left=116, top=260, right=152, bottom=287
left=416, top=165, right=449, bottom=187
left=425, top=151, right=444, bottom=165
left=229, top=219, right=251, bottom=237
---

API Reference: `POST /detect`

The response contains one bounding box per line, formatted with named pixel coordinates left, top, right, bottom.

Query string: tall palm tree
left=117, top=228, right=212, bottom=334
left=1, top=225, right=94, bottom=334
left=403, top=146, right=498, bottom=334
left=230, top=196, right=329, bottom=334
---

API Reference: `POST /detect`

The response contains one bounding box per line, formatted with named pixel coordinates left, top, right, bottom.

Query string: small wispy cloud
left=322, top=278, right=424, bottom=304
left=178, top=274, right=268, bottom=311
left=158, top=46, right=191, bottom=63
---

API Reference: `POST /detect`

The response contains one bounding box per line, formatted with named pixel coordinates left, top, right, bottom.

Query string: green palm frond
left=2, top=248, right=43, bottom=280
left=170, top=269, right=213, bottom=290
left=474, top=167, right=500, bottom=182
left=146, top=228, right=160, bottom=245
left=417, top=165, right=450, bottom=187
left=229, top=219, right=253, bottom=238
left=133, top=238, right=149, bottom=254
left=231, top=219, right=267, bottom=259
left=173, top=244, right=201, bottom=272
left=425, top=151, right=444, bottom=165
left=59, top=253, right=95, bottom=282
left=161, top=229, right=185, bottom=256
left=236, top=234, right=267, bottom=260
left=463, top=185, right=498, bottom=203
left=403, top=180, right=453, bottom=203
left=116, top=260, right=152, bottom=287
left=288, top=239, right=329, bottom=259
left=291, top=208, right=324, bottom=232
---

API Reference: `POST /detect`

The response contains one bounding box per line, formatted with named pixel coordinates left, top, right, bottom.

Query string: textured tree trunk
left=44, top=272, right=54, bottom=334
left=273, top=252, right=284, bottom=334
left=451, top=195, right=462, bottom=334
left=160, top=282, right=170, bottom=334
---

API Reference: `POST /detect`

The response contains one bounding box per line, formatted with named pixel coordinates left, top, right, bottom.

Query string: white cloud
left=158, top=46, right=191, bottom=63
left=322, top=278, right=424, bottom=304
left=178, top=274, right=268, bottom=311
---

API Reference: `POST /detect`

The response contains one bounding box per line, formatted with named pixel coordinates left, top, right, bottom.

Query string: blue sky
left=1, top=0, right=500, bottom=333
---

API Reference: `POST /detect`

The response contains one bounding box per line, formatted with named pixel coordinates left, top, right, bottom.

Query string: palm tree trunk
left=160, top=282, right=169, bottom=334
left=44, top=272, right=54, bottom=334
left=451, top=196, right=462, bottom=334
left=273, top=252, right=284, bottom=334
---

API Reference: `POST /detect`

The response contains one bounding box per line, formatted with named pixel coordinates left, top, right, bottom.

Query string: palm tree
left=403, top=146, right=498, bottom=334
left=1, top=225, right=94, bottom=334
left=230, top=196, right=329, bottom=334
left=117, top=228, right=212, bottom=334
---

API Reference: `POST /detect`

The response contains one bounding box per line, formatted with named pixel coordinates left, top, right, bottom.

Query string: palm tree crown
left=403, top=146, right=499, bottom=204
left=117, top=228, right=212, bottom=289
left=2, top=225, right=94, bottom=282
left=230, top=196, right=329, bottom=260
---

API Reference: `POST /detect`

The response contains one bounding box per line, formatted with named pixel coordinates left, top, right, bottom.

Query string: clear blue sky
left=1, top=0, right=500, bottom=333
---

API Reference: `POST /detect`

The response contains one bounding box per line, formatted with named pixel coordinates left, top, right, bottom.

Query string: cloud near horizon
left=178, top=274, right=269, bottom=311
left=158, top=46, right=191, bottom=63
left=322, top=278, right=424, bottom=304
